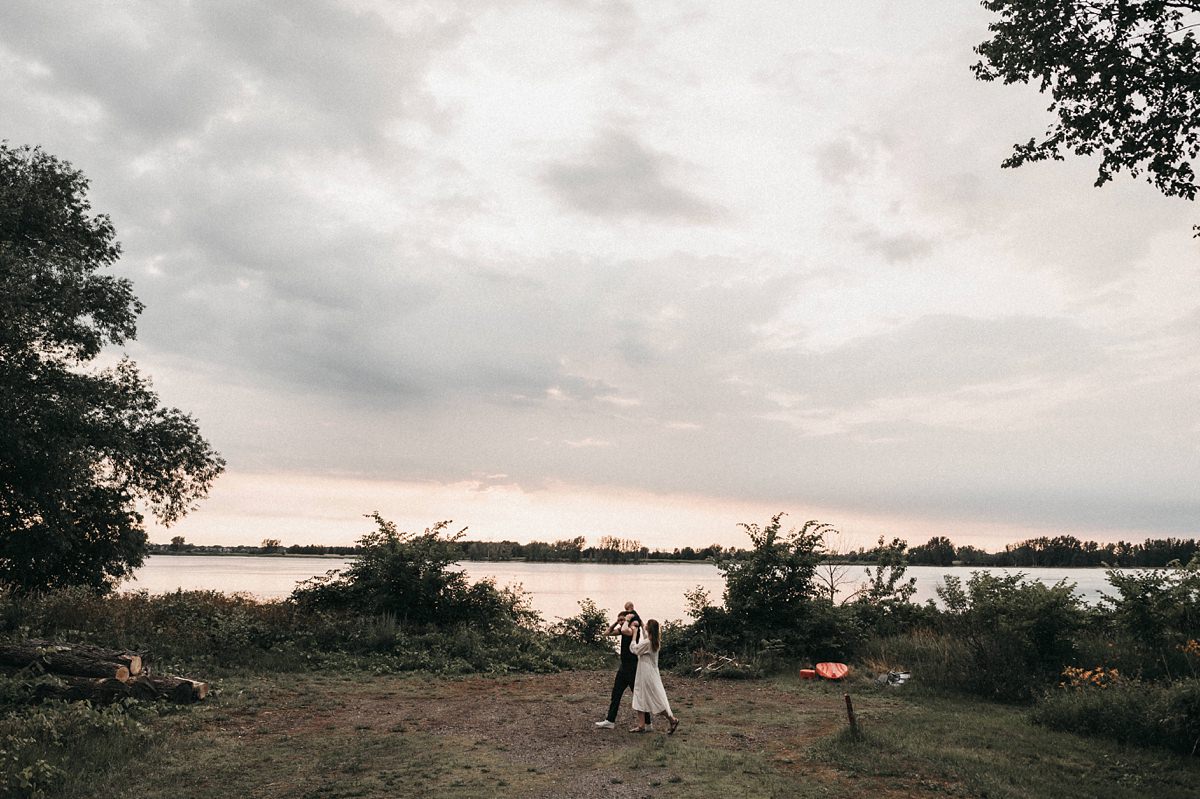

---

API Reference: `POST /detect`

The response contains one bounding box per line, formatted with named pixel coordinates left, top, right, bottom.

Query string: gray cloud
left=0, top=0, right=463, bottom=153
left=3, top=1, right=1197, bottom=542
left=815, top=136, right=875, bottom=185
left=542, top=130, right=724, bottom=222
left=853, top=225, right=935, bottom=263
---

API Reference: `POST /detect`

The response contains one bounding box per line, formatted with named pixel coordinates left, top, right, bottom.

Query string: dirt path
left=184, top=669, right=860, bottom=799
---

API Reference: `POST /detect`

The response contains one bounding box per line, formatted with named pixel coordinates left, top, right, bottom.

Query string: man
left=594, top=601, right=653, bottom=729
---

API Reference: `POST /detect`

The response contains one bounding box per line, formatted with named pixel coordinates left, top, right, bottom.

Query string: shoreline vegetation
left=149, top=533, right=1200, bottom=569
left=4, top=513, right=1199, bottom=798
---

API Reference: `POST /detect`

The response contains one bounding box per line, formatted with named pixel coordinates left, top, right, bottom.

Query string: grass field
left=54, top=670, right=1200, bottom=799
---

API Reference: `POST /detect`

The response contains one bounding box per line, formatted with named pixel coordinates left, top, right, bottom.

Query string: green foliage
left=1032, top=677, right=1200, bottom=756
left=908, top=535, right=956, bottom=566
left=0, top=143, right=224, bottom=592
left=974, top=0, right=1200, bottom=202
left=0, top=674, right=157, bottom=798
left=855, top=537, right=916, bottom=604
left=720, top=513, right=826, bottom=642
left=858, top=630, right=976, bottom=693
left=937, top=571, right=1086, bottom=700
left=292, top=513, right=532, bottom=629
left=549, top=598, right=610, bottom=647
left=1101, top=558, right=1200, bottom=678
left=0, top=582, right=607, bottom=676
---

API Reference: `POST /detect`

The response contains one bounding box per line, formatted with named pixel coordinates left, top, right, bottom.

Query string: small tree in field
left=721, top=513, right=826, bottom=639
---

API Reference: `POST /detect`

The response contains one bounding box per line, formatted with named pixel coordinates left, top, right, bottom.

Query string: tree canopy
left=974, top=0, right=1200, bottom=202
left=0, top=143, right=225, bottom=592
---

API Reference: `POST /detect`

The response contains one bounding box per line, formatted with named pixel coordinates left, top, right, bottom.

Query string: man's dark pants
left=606, top=662, right=652, bottom=724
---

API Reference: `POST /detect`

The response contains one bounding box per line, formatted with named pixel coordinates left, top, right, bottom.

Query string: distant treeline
left=149, top=533, right=1199, bottom=569
left=919, top=535, right=1200, bottom=569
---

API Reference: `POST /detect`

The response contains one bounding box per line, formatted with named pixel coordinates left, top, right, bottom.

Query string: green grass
left=11, top=670, right=1200, bottom=799
left=815, top=689, right=1199, bottom=799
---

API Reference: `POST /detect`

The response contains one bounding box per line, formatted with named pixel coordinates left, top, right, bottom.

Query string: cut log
left=143, top=674, right=209, bottom=702
left=0, top=642, right=131, bottom=681
left=35, top=675, right=159, bottom=703
left=19, top=640, right=144, bottom=676
left=33, top=673, right=209, bottom=704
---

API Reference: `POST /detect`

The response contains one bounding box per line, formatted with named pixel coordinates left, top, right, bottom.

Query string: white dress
left=630, top=633, right=672, bottom=716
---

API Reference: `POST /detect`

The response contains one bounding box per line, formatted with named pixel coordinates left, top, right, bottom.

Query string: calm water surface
left=129, top=556, right=1133, bottom=622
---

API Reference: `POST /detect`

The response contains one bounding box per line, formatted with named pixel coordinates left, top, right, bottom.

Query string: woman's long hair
left=646, top=619, right=660, bottom=652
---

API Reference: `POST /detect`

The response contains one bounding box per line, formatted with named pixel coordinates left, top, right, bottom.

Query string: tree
left=260, top=538, right=282, bottom=552
left=169, top=535, right=186, bottom=551
left=0, top=143, right=225, bottom=592
left=974, top=1, right=1200, bottom=205
left=811, top=523, right=857, bottom=604
left=721, top=513, right=826, bottom=636
left=856, top=537, right=917, bottom=607
left=909, top=535, right=957, bottom=566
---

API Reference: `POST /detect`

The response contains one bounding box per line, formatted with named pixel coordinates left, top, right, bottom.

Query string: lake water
left=127, top=556, right=1134, bottom=623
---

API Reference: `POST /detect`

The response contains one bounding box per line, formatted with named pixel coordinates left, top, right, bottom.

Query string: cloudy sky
left=3, top=1, right=1197, bottom=550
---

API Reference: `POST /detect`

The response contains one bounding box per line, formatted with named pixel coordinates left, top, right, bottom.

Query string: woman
left=626, top=618, right=680, bottom=734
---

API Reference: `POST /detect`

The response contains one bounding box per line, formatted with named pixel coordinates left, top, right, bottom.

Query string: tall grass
left=1031, top=677, right=1200, bottom=755
left=0, top=587, right=611, bottom=675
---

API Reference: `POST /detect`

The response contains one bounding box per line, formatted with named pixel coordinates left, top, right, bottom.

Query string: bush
left=1101, top=559, right=1200, bottom=679
left=719, top=514, right=827, bottom=647
left=1031, top=676, right=1200, bottom=755
left=0, top=584, right=607, bottom=675
left=550, top=599, right=610, bottom=647
left=937, top=572, right=1086, bottom=701
left=292, top=513, right=530, bottom=629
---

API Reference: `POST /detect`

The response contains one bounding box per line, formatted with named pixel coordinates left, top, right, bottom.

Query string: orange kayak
left=815, top=662, right=849, bottom=680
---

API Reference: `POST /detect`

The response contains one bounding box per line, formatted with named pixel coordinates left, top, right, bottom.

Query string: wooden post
left=843, top=692, right=861, bottom=739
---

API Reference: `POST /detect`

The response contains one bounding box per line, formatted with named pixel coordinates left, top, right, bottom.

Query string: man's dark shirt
left=618, top=613, right=641, bottom=666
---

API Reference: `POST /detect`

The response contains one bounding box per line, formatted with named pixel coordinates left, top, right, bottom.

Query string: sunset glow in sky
left=3, top=1, right=1197, bottom=550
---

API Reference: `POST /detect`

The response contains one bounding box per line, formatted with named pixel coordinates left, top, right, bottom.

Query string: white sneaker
left=594, top=720, right=615, bottom=729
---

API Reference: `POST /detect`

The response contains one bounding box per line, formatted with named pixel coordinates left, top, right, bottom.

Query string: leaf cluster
left=974, top=1, right=1200, bottom=201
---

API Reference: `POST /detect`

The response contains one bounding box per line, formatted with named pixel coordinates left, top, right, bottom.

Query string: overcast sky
left=3, top=1, right=1197, bottom=550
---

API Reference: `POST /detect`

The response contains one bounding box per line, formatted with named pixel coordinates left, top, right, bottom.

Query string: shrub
left=550, top=598, right=610, bottom=647
left=720, top=513, right=827, bottom=648
left=291, top=513, right=538, bottom=633
left=937, top=572, right=1085, bottom=701
left=0, top=673, right=158, bottom=798
left=1101, top=559, right=1200, bottom=679
left=1031, top=676, right=1200, bottom=755
left=0, top=585, right=605, bottom=675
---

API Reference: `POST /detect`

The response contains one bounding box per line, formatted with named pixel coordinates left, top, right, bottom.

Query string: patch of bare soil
left=222, top=670, right=857, bottom=799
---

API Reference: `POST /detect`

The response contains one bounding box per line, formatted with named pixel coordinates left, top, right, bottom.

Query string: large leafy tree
left=0, top=143, right=225, bottom=592
left=974, top=1, right=1200, bottom=202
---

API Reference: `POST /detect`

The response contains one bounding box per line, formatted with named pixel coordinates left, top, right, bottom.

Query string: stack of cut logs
left=0, top=640, right=208, bottom=704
